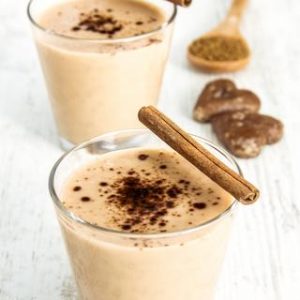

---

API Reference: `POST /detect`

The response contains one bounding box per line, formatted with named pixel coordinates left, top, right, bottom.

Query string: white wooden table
left=1, top=0, right=299, bottom=299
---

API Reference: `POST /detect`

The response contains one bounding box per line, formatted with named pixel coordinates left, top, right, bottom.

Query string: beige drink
left=56, top=147, right=235, bottom=300
left=29, top=0, right=175, bottom=146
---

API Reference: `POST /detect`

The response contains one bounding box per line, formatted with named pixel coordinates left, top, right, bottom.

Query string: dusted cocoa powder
left=63, top=148, right=233, bottom=233
left=107, top=175, right=185, bottom=231
left=72, top=9, right=124, bottom=37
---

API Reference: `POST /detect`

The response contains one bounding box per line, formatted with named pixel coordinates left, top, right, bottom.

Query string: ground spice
left=72, top=9, right=123, bottom=37
left=189, top=36, right=249, bottom=62
left=108, top=176, right=184, bottom=231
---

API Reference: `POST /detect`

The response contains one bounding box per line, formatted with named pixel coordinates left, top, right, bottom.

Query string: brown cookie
left=212, top=112, right=284, bottom=158
left=193, top=79, right=261, bottom=122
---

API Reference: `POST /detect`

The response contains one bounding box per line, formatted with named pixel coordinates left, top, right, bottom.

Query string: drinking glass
left=28, top=0, right=176, bottom=149
left=49, top=129, right=241, bottom=300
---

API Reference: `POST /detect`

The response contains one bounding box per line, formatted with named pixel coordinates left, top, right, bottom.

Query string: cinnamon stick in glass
left=138, top=106, right=259, bottom=205
left=167, top=0, right=192, bottom=7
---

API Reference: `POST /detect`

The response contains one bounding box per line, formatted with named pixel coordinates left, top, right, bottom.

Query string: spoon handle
left=227, top=0, right=248, bottom=24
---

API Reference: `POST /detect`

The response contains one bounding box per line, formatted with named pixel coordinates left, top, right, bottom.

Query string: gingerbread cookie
left=193, top=79, right=261, bottom=122
left=212, top=112, right=283, bottom=158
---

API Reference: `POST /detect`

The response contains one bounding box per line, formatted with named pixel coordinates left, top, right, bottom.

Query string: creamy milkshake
left=29, top=0, right=175, bottom=146
left=50, top=131, right=238, bottom=300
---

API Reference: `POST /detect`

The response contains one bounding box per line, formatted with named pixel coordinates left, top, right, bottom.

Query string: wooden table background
left=1, top=0, right=299, bottom=299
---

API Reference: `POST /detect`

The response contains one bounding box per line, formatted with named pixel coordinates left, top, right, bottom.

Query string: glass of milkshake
left=28, top=0, right=176, bottom=148
left=49, top=129, right=241, bottom=300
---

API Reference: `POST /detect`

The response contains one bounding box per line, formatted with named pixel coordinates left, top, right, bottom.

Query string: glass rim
left=49, top=129, right=242, bottom=240
left=27, top=0, right=177, bottom=44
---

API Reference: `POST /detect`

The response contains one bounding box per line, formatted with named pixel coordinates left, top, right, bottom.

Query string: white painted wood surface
left=0, top=0, right=299, bottom=299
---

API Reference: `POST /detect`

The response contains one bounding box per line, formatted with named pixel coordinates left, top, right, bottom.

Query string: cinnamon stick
left=167, top=0, right=192, bottom=7
left=138, top=106, right=259, bottom=205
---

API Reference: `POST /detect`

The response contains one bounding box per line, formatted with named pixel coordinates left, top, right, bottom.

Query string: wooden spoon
left=187, top=0, right=250, bottom=73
